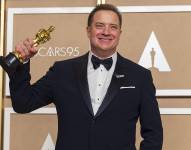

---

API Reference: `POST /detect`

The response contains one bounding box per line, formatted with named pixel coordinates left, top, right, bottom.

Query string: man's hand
left=14, top=38, right=38, bottom=61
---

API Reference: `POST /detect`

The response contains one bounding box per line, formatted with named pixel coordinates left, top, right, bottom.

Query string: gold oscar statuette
left=0, top=26, right=55, bottom=74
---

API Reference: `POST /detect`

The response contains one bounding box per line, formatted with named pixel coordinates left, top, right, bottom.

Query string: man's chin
left=98, top=47, right=116, bottom=54
left=98, top=48, right=111, bottom=52
left=97, top=45, right=112, bottom=50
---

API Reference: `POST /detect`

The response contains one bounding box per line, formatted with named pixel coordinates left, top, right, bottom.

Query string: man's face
left=87, top=10, right=122, bottom=57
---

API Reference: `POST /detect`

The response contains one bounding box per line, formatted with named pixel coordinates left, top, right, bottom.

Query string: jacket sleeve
left=9, top=61, right=55, bottom=113
left=139, top=70, right=163, bottom=150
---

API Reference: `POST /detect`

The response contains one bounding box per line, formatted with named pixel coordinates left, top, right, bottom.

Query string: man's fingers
left=23, top=38, right=38, bottom=56
left=14, top=38, right=38, bottom=61
left=21, top=44, right=29, bottom=59
left=30, top=47, right=38, bottom=55
left=15, top=43, right=26, bottom=59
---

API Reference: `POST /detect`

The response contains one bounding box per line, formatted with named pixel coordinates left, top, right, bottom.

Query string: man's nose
left=102, top=27, right=110, bottom=35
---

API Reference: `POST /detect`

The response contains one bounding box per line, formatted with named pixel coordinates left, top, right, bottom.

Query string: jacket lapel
left=95, top=53, right=126, bottom=117
left=75, top=53, right=94, bottom=116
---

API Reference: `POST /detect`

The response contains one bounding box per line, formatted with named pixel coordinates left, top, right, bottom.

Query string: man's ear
left=86, top=26, right=91, bottom=38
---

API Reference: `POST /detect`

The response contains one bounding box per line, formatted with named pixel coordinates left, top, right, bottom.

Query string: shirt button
left=92, top=118, right=96, bottom=125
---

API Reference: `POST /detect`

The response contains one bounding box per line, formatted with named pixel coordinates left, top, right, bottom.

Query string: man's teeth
left=99, top=38, right=111, bottom=40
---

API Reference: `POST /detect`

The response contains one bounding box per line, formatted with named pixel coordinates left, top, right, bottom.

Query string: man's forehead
left=92, top=10, right=120, bottom=24
left=94, top=10, right=118, bottom=17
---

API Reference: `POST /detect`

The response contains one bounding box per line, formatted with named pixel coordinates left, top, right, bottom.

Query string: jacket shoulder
left=118, top=54, right=150, bottom=74
left=53, top=53, right=88, bottom=68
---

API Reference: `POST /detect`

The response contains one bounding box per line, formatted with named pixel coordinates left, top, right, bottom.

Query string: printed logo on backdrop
left=36, top=46, right=80, bottom=57
left=41, top=133, right=55, bottom=150
left=138, top=31, right=171, bottom=72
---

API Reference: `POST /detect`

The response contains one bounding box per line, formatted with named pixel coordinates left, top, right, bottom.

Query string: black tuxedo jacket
left=9, top=52, right=163, bottom=150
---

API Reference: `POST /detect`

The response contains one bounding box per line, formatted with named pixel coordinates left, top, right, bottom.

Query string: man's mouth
left=98, top=37, right=112, bottom=41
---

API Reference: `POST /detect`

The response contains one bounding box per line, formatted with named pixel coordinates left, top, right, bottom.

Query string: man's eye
left=111, top=26, right=118, bottom=30
left=96, top=24, right=104, bottom=28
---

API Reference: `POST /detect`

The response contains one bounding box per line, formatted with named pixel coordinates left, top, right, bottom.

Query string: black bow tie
left=91, top=55, right=113, bottom=70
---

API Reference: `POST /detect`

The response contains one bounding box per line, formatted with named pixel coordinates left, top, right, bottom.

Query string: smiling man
left=9, top=4, right=163, bottom=150
left=87, top=9, right=121, bottom=58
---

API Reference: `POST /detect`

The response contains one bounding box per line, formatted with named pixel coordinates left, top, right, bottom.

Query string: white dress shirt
left=87, top=51, right=117, bottom=115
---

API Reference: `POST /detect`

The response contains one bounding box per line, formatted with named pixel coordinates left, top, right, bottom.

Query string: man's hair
left=87, top=4, right=122, bottom=28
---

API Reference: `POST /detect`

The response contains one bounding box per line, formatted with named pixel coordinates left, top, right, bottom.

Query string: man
left=10, top=4, right=163, bottom=150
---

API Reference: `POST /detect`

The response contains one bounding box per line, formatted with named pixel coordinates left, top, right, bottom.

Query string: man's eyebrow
left=95, top=22, right=119, bottom=26
left=95, top=22, right=104, bottom=24
left=110, top=23, right=119, bottom=26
